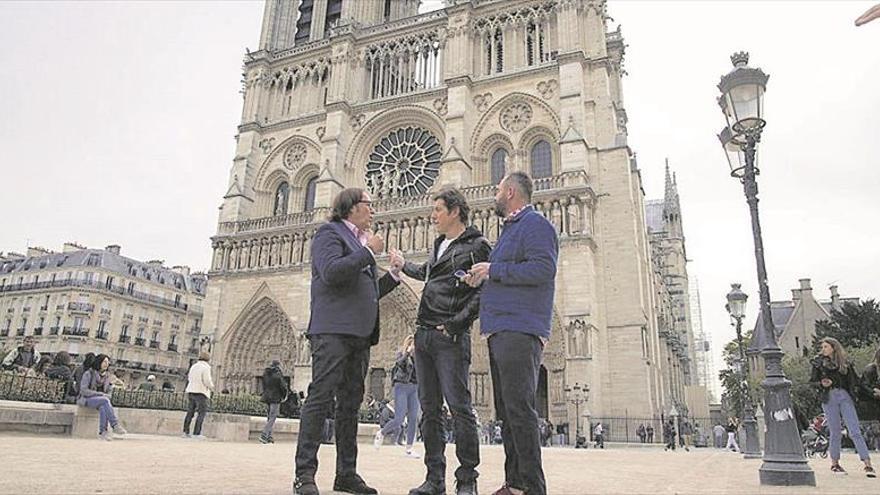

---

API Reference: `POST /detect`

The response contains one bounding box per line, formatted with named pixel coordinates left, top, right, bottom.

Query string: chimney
left=791, top=289, right=801, bottom=301
left=105, top=245, right=121, bottom=255
left=798, top=278, right=813, bottom=299
left=830, top=285, right=841, bottom=310
left=146, top=259, right=164, bottom=268
left=27, top=246, right=51, bottom=257
left=172, top=265, right=191, bottom=276
left=62, top=242, right=85, bottom=253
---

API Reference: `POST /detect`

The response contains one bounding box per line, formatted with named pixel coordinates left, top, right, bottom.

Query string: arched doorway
left=221, top=297, right=298, bottom=394
left=537, top=365, right=549, bottom=419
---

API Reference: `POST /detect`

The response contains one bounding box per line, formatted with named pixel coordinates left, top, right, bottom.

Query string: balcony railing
left=61, top=327, right=89, bottom=337
left=119, top=335, right=131, bottom=344
left=210, top=172, right=594, bottom=275
left=167, top=343, right=178, bottom=352
left=15, top=328, right=25, bottom=337
left=0, top=279, right=192, bottom=311
left=67, top=302, right=95, bottom=313
left=33, top=327, right=43, bottom=336
left=49, top=326, right=60, bottom=336
left=149, top=341, right=160, bottom=349
left=96, top=331, right=109, bottom=341
left=134, top=337, right=145, bottom=346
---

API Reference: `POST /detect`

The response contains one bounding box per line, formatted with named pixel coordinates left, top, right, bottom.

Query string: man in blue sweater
left=467, top=172, right=558, bottom=495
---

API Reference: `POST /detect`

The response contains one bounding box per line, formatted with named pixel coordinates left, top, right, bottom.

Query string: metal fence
left=588, top=416, right=716, bottom=444
left=0, top=373, right=68, bottom=404
left=0, top=373, right=384, bottom=423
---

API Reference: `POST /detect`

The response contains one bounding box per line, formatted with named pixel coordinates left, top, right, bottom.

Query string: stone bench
left=0, top=400, right=76, bottom=435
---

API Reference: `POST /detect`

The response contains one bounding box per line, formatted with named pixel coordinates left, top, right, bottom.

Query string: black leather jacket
left=402, top=226, right=491, bottom=336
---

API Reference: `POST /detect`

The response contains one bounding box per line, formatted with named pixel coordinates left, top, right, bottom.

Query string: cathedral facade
left=204, top=0, right=703, bottom=428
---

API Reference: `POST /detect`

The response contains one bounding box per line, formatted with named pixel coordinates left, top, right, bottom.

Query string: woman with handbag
left=810, top=337, right=875, bottom=477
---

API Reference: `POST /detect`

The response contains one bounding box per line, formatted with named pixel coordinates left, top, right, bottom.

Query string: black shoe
left=455, top=479, right=478, bottom=495
left=293, top=478, right=319, bottom=495
left=409, top=479, right=446, bottom=495
left=333, top=474, right=378, bottom=494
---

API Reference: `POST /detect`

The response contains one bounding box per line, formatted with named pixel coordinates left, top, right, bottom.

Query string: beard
left=493, top=198, right=507, bottom=218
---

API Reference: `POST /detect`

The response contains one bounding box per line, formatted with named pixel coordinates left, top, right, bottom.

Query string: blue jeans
left=263, top=402, right=280, bottom=438
left=822, top=388, right=871, bottom=462
left=81, top=395, right=118, bottom=434
left=381, top=382, right=420, bottom=446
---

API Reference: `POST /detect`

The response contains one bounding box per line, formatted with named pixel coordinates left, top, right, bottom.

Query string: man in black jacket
left=390, top=187, right=491, bottom=495
left=260, top=360, right=288, bottom=444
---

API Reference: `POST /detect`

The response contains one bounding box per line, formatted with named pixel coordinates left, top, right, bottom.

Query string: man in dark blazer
left=293, top=188, right=400, bottom=495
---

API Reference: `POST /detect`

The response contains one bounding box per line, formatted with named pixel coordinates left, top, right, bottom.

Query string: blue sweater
left=480, top=205, right=559, bottom=338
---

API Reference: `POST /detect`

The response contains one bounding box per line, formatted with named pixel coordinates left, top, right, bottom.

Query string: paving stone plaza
left=0, top=433, right=876, bottom=495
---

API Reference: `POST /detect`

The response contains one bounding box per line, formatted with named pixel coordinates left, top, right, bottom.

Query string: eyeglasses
left=357, top=200, right=373, bottom=205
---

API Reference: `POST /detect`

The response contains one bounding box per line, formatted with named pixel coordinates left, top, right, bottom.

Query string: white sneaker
left=405, top=449, right=421, bottom=459
left=192, top=435, right=207, bottom=440
left=99, top=430, right=113, bottom=442
left=373, top=431, right=384, bottom=449
left=182, top=433, right=192, bottom=439
left=112, top=424, right=127, bottom=437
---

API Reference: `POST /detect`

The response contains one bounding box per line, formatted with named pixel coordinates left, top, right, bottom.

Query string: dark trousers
left=414, top=327, right=480, bottom=484
left=489, top=331, right=546, bottom=495
left=183, top=393, right=208, bottom=435
left=295, top=334, right=370, bottom=481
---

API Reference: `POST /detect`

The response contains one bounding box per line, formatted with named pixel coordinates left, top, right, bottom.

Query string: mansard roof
left=0, top=249, right=206, bottom=296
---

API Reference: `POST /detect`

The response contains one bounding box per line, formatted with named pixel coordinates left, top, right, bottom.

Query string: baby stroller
left=802, top=424, right=829, bottom=458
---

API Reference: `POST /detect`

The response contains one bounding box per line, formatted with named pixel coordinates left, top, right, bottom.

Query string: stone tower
left=206, top=0, right=699, bottom=432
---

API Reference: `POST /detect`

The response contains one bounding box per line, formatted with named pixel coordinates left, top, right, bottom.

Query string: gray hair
left=504, top=171, right=533, bottom=202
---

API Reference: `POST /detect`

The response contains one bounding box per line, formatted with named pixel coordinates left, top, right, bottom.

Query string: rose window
left=366, top=127, right=442, bottom=198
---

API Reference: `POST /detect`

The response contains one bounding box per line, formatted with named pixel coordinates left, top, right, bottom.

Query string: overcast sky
left=2, top=1, right=878, bottom=392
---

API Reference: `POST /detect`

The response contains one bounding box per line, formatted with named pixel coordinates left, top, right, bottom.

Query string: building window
left=530, top=140, right=552, bottom=179
left=324, top=0, right=342, bottom=37
left=84, top=272, right=94, bottom=284
left=490, top=149, right=508, bottom=185
left=365, top=127, right=442, bottom=198
left=137, top=328, right=145, bottom=339
left=273, top=182, right=290, bottom=216
left=86, top=253, right=101, bottom=267
left=304, top=177, right=317, bottom=211
left=105, top=276, right=114, bottom=289
left=170, top=334, right=177, bottom=345
left=295, top=0, right=313, bottom=45
left=151, top=330, right=159, bottom=342
left=98, top=320, right=106, bottom=334
left=73, top=317, right=83, bottom=329
left=127, top=282, right=136, bottom=295
left=383, top=0, right=392, bottom=20
left=484, top=28, right=504, bottom=75
left=121, top=324, right=129, bottom=337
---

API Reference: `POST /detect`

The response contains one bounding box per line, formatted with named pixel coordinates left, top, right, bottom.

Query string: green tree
left=719, top=329, right=762, bottom=419
left=815, top=299, right=880, bottom=349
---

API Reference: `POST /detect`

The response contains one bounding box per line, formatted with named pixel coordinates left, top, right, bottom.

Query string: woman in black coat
left=259, top=360, right=288, bottom=444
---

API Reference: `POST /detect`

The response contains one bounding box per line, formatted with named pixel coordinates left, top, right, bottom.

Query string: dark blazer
left=307, top=220, right=399, bottom=346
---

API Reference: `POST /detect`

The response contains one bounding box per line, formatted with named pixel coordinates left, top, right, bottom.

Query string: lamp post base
left=759, top=462, right=817, bottom=486
left=741, top=409, right=761, bottom=459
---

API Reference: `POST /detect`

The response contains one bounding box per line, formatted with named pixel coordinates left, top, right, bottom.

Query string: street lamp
left=725, top=283, right=761, bottom=459
left=716, top=52, right=815, bottom=486
left=565, top=382, right=589, bottom=448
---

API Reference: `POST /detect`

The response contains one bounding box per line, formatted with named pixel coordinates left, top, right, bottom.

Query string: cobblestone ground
left=0, top=433, right=877, bottom=494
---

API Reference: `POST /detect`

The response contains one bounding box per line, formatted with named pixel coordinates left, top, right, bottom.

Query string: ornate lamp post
left=725, top=283, right=761, bottom=459
left=565, top=382, right=589, bottom=448
left=716, top=52, right=815, bottom=486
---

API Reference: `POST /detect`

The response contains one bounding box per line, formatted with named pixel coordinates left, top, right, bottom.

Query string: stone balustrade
left=210, top=172, right=595, bottom=275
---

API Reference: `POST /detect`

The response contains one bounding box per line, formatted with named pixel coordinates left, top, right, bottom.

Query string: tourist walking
left=183, top=350, right=214, bottom=440
left=374, top=334, right=420, bottom=458
left=679, top=419, right=693, bottom=452
left=637, top=423, right=647, bottom=443
left=467, top=172, right=559, bottom=495
left=724, top=418, right=740, bottom=452
left=593, top=422, right=605, bottom=449
left=810, top=337, right=875, bottom=477
left=646, top=423, right=654, bottom=443
left=77, top=354, right=126, bottom=441
left=292, top=188, right=401, bottom=495
left=260, top=360, right=288, bottom=444
left=663, top=419, right=676, bottom=451
left=390, top=187, right=490, bottom=495
left=713, top=423, right=725, bottom=448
